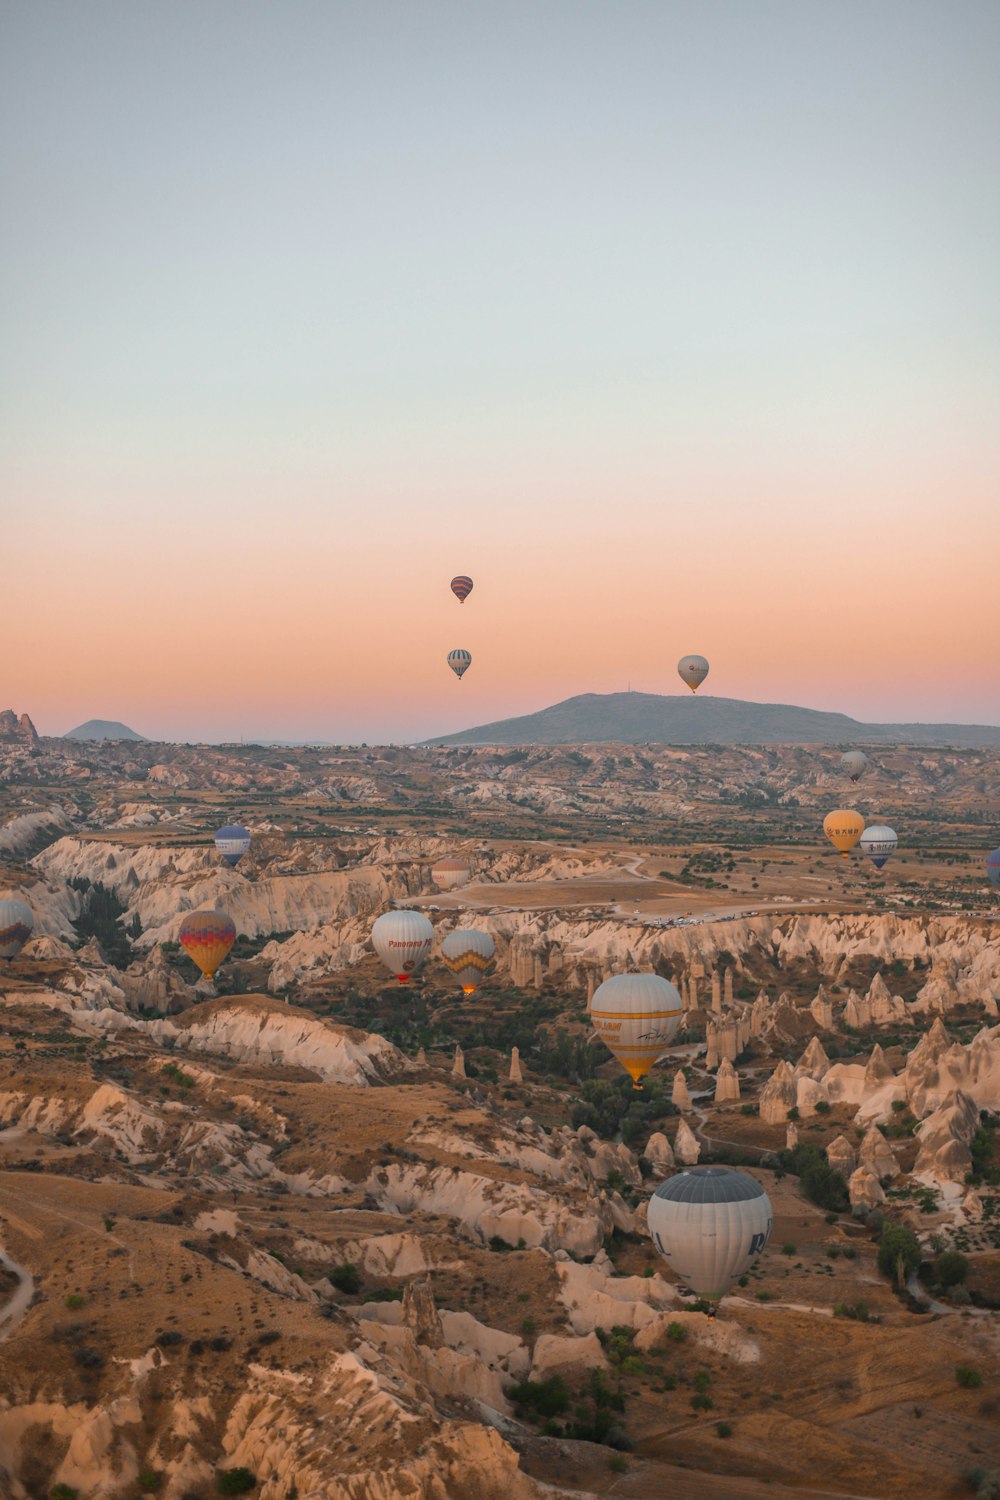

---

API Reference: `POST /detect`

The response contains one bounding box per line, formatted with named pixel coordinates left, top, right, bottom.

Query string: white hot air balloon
left=214, top=824, right=252, bottom=867
left=840, top=751, right=869, bottom=783
left=859, top=824, right=897, bottom=870
left=588, top=973, right=683, bottom=1088
left=431, top=857, right=472, bottom=891
left=441, top=928, right=495, bottom=994
left=647, top=1166, right=772, bottom=1310
left=0, top=898, right=34, bottom=960
left=677, top=655, right=709, bottom=693
left=372, top=910, right=435, bottom=984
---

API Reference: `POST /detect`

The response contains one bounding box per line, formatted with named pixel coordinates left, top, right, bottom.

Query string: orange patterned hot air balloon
left=179, top=909, right=236, bottom=980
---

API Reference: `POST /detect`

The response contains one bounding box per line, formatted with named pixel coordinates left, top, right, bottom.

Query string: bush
left=957, top=1365, right=984, bottom=1389
left=51, top=1487, right=79, bottom=1500
left=329, top=1262, right=361, bottom=1295
left=716, top=1422, right=733, bottom=1438
left=216, top=1471, right=257, bottom=1496
left=781, top=1243, right=796, bottom=1256
left=937, top=1250, right=968, bottom=1288
left=608, top=1456, right=628, bottom=1474
left=64, top=1293, right=84, bottom=1309
left=877, top=1223, right=920, bottom=1289
left=137, top=1473, right=162, bottom=1495
left=815, top=1100, right=831, bottom=1115
left=521, top=1317, right=537, bottom=1336
left=783, top=1144, right=850, bottom=1213
left=666, top=1322, right=687, bottom=1343
left=509, top=1375, right=571, bottom=1419
left=691, top=1392, right=714, bottom=1411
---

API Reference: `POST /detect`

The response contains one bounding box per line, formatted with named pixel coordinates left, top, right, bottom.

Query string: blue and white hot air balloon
left=859, top=824, right=897, bottom=870
left=214, top=824, right=251, bottom=867
left=447, top=649, right=472, bottom=681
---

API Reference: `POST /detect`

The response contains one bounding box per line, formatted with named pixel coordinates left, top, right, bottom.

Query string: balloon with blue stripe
left=215, top=824, right=251, bottom=867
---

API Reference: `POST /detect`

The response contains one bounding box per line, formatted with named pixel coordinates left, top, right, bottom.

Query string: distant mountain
left=64, top=719, right=146, bottom=742
left=423, top=692, right=1000, bottom=748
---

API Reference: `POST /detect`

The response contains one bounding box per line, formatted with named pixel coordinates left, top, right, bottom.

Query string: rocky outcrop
left=826, top=1135, right=857, bottom=1179
left=913, top=1090, right=980, bottom=1186
left=858, top=1124, right=900, bottom=1180
left=671, top=1071, right=692, bottom=1112
left=673, top=1117, right=701, bottom=1165
left=848, top=1165, right=885, bottom=1213
left=714, top=1059, right=740, bottom=1103
left=0, top=710, right=38, bottom=745
left=758, top=1060, right=796, bottom=1123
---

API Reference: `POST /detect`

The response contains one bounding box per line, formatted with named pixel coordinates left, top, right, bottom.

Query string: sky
left=2, top=1, right=998, bottom=744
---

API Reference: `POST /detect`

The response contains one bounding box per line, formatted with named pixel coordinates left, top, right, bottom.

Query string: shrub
left=877, top=1223, right=920, bottom=1289
left=691, top=1392, right=714, bottom=1410
left=608, top=1456, right=628, bottom=1474
left=509, top=1375, right=571, bottom=1419
left=781, top=1243, right=796, bottom=1256
left=957, top=1366, right=984, bottom=1389
left=716, top=1421, right=733, bottom=1437
left=64, top=1293, right=84, bottom=1309
left=216, top=1471, right=257, bottom=1496
left=51, top=1487, right=79, bottom=1500
left=329, top=1263, right=361, bottom=1296
left=937, top=1250, right=969, bottom=1288
left=137, top=1473, right=162, bottom=1494
left=815, top=1100, right=831, bottom=1114
left=666, top=1322, right=687, bottom=1343
left=521, top=1317, right=537, bottom=1336
left=693, top=1371, right=711, bottom=1392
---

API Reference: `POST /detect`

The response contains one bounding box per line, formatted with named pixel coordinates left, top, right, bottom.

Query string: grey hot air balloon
left=372, top=909, right=435, bottom=984
left=0, top=898, right=34, bottom=960
left=647, top=1167, right=772, bottom=1309
left=840, top=751, right=869, bottom=782
left=677, top=655, right=709, bottom=693
left=447, top=649, right=472, bottom=680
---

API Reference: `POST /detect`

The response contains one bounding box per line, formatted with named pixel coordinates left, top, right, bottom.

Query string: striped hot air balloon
left=450, top=575, right=474, bottom=603
left=215, top=824, right=251, bottom=867
left=589, top=973, right=683, bottom=1088
left=447, top=649, right=472, bottom=680
left=179, top=909, right=236, bottom=980
left=0, top=898, right=33, bottom=960
left=431, top=856, right=472, bottom=891
left=441, top=928, right=495, bottom=994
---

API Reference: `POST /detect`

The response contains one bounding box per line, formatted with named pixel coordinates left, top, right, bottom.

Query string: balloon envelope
left=860, top=824, right=897, bottom=869
left=441, top=928, right=495, bottom=994
left=823, top=810, right=865, bottom=858
left=0, top=898, right=33, bottom=960
left=179, top=909, right=236, bottom=980
left=450, top=575, right=474, bottom=603
left=988, top=848, right=1000, bottom=892
left=840, top=751, right=868, bottom=782
left=648, top=1167, right=773, bottom=1303
left=589, top=972, right=683, bottom=1086
left=215, top=824, right=251, bottom=867
left=677, top=655, right=709, bottom=693
left=448, top=649, right=472, bottom=680
left=431, top=857, right=472, bottom=891
left=372, top=910, right=435, bottom=983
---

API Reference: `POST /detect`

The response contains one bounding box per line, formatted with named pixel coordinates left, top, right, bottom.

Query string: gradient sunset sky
left=3, top=1, right=998, bottom=744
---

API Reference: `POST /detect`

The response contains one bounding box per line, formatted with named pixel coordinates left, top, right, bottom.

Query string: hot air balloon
left=431, top=857, right=472, bottom=891
left=372, top=910, right=435, bottom=984
left=0, top=898, right=33, bottom=960
left=987, top=848, right=1000, bottom=892
left=450, top=575, right=474, bottom=603
left=860, top=824, right=897, bottom=870
left=677, top=655, right=709, bottom=693
left=179, top=909, right=236, bottom=980
left=215, top=824, right=251, bottom=867
left=647, top=1167, right=772, bottom=1309
left=448, top=649, right=472, bottom=680
left=441, top=928, right=495, bottom=994
left=840, top=751, right=868, bottom=782
left=823, top=809, right=865, bottom=858
left=589, top=973, right=683, bottom=1088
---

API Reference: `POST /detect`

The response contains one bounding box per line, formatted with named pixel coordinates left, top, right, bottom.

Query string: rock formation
left=826, top=1135, right=857, bottom=1179
left=671, top=1070, right=692, bottom=1112
left=758, top=1060, right=795, bottom=1123
left=714, top=1059, right=740, bottom=1103
left=673, top=1117, right=701, bottom=1165
left=509, top=1046, right=523, bottom=1083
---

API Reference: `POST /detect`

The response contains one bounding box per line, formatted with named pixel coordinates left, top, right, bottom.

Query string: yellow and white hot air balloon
left=372, top=909, right=435, bottom=984
left=589, top=972, right=683, bottom=1088
left=823, top=809, right=865, bottom=859
left=431, top=856, right=472, bottom=892
left=441, top=928, right=495, bottom=994
left=677, top=655, right=709, bottom=693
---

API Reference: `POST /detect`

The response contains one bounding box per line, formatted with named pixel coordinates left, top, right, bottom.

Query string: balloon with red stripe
left=179, top=909, right=236, bottom=980
left=450, top=575, right=474, bottom=603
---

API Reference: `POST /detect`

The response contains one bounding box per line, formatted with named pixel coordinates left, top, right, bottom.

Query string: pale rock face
left=810, top=986, right=834, bottom=1030
left=705, top=1029, right=718, bottom=1070
left=905, top=1023, right=1000, bottom=1119
left=859, top=1124, right=900, bottom=1180
left=557, top=1253, right=676, bottom=1334
left=866, top=972, right=907, bottom=1025
left=795, top=1075, right=831, bottom=1118
left=644, top=1131, right=675, bottom=1172
left=826, top=1135, right=857, bottom=1179
left=962, top=1188, right=984, bottom=1220
left=452, top=1044, right=466, bottom=1079
left=150, top=1002, right=406, bottom=1087
left=671, top=1070, right=692, bottom=1112
left=913, top=1089, right=980, bottom=1186
left=796, top=1036, right=830, bottom=1080
left=864, top=1044, right=895, bottom=1087
left=530, top=1331, right=608, bottom=1380
left=843, top=991, right=872, bottom=1029
left=758, top=1060, right=796, bottom=1124
left=848, top=1165, right=886, bottom=1213
left=785, top=1122, right=799, bottom=1149
left=509, top=1046, right=523, bottom=1083
left=714, top=1059, right=740, bottom=1103
left=673, top=1117, right=701, bottom=1165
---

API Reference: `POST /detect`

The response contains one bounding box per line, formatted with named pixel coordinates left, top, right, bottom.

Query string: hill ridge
left=423, top=691, right=1000, bottom=748
left=63, top=718, right=146, bottom=741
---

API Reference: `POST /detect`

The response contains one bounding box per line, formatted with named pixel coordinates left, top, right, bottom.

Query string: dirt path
left=0, top=1246, right=34, bottom=1341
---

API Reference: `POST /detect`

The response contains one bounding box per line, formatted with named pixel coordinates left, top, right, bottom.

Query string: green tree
left=876, top=1222, right=920, bottom=1289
